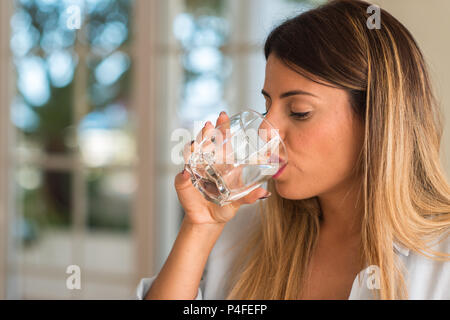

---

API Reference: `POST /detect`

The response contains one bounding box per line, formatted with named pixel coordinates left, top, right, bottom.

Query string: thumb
left=229, top=187, right=271, bottom=210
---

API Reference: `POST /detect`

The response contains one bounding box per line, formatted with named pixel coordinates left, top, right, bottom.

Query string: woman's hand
left=175, top=112, right=270, bottom=225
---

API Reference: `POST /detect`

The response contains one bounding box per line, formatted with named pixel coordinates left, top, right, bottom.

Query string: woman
left=138, top=0, right=450, bottom=299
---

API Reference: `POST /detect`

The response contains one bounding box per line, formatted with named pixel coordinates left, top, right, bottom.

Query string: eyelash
left=261, top=111, right=310, bottom=120
left=290, top=111, right=311, bottom=120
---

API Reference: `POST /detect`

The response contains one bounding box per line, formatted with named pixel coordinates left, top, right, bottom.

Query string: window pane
left=10, top=0, right=78, bottom=155
left=82, top=7, right=135, bottom=168
left=86, top=168, right=134, bottom=231
left=82, top=0, right=134, bottom=55
left=87, top=51, right=132, bottom=110
left=80, top=52, right=136, bottom=168
left=17, top=168, right=72, bottom=232
left=175, top=0, right=230, bottom=124
left=10, top=0, right=137, bottom=299
left=83, top=231, right=133, bottom=275
left=16, top=168, right=72, bottom=269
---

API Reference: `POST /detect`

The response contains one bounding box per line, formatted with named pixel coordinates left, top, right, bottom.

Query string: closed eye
left=261, top=111, right=310, bottom=119
left=290, top=111, right=311, bottom=120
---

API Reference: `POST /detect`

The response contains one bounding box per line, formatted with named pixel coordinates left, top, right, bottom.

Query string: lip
left=272, top=163, right=287, bottom=179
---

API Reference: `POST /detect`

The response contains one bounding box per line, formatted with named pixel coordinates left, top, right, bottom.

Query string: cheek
left=276, top=116, right=362, bottom=199
left=290, top=116, right=360, bottom=177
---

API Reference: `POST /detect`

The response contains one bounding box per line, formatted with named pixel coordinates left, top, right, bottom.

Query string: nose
left=260, top=109, right=286, bottom=143
left=257, top=110, right=288, bottom=164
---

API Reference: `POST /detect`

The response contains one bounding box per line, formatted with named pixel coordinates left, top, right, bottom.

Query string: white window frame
left=0, top=0, right=15, bottom=300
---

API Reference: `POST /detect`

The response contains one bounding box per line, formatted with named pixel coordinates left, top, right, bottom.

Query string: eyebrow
left=261, top=89, right=319, bottom=100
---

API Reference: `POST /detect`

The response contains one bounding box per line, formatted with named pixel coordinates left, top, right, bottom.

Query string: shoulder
left=201, top=202, right=261, bottom=299
left=403, top=231, right=450, bottom=299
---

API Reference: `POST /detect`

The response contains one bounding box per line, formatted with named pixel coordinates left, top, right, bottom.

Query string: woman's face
left=263, top=54, right=365, bottom=200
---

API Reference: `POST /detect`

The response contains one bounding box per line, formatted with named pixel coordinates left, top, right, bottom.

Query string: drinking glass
left=184, top=109, right=288, bottom=206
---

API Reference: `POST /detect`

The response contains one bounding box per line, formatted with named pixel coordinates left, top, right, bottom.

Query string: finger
left=201, top=121, right=216, bottom=153
left=215, top=112, right=232, bottom=163
left=183, top=140, right=194, bottom=163
left=225, top=164, right=244, bottom=189
left=216, top=111, right=229, bottom=128
left=216, top=111, right=230, bottom=138
left=194, top=121, right=212, bottom=144
left=206, top=121, right=215, bottom=130
left=233, top=187, right=271, bottom=207
left=203, top=121, right=214, bottom=138
left=203, top=112, right=229, bottom=165
left=174, top=168, right=193, bottom=191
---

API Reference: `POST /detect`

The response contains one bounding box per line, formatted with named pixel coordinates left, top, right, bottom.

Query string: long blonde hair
left=225, top=0, right=450, bottom=300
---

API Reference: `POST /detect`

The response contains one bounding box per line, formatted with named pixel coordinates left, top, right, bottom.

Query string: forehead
left=266, top=54, right=347, bottom=93
left=264, top=55, right=320, bottom=91
left=264, top=54, right=352, bottom=109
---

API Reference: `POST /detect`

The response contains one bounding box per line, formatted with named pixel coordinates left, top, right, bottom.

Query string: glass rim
left=195, top=108, right=289, bottom=165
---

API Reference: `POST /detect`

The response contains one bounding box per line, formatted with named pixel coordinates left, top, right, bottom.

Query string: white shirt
left=136, top=203, right=450, bottom=300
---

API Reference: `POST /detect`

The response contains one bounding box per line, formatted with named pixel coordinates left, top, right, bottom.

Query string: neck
left=317, top=178, right=363, bottom=240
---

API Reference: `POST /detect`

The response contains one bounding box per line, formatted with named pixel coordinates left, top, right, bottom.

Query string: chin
left=273, top=180, right=315, bottom=200
left=273, top=181, right=301, bottom=200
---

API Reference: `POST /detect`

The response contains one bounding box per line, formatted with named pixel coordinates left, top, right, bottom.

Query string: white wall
left=375, top=0, right=450, bottom=178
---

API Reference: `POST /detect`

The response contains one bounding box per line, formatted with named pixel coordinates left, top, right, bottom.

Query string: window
left=1, top=0, right=327, bottom=299
left=9, top=0, right=136, bottom=299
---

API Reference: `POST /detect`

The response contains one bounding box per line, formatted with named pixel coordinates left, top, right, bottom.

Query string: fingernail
left=181, top=169, right=190, bottom=179
left=220, top=111, right=226, bottom=116
left=259, top=192, right=272, bottom=200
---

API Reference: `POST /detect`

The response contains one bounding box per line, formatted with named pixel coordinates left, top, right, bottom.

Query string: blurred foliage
left=20, top=170, right=72, bottom=245
left=185, top=0, right=226, bottom=16
left=13, top=0, right=133, bottom=233
left=86, top=168, right=131, bottom=232
left=87, top=55, right=132, bottom=113
left=31, top=85, right=74, bottom=154
left=15, top=0, right=133, bottom=151
left=84, top=0, right=134, bottom=49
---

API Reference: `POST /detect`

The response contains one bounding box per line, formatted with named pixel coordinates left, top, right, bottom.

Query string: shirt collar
left=393, top=241, right=410, bottom=257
